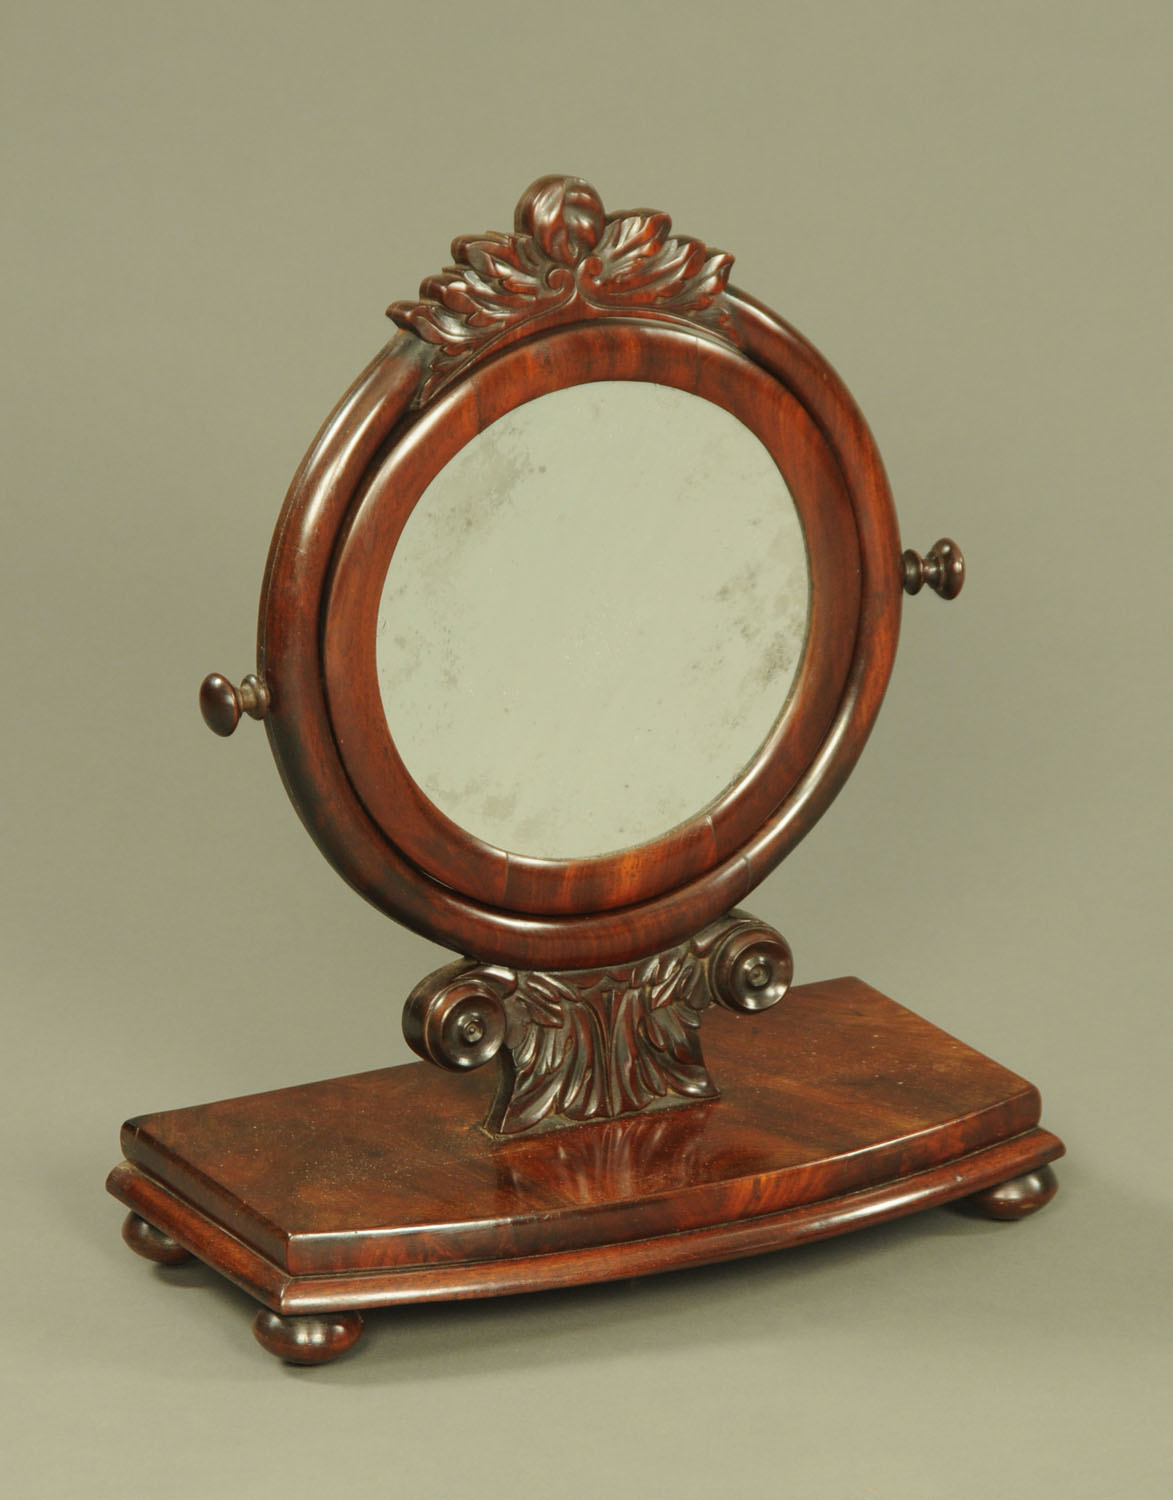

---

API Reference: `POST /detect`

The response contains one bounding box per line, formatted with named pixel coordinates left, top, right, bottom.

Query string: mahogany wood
left=902, top=537, right=966, bottom=599
left=387, top=173, right=738, bottom=407
left=252, top=1310, right=364, bottom=1365
left=108, top=979, right=1063, bottom=1361
left=963, top=1165, right=1059, bottom=1220
left=119, top=177, right=1037, bottom=1373
left=198, top=672, right=270, bottom=737
left=252, top=176, right=903, bottom=970
left=401, top=909, right=793, bottom=1135
left=121, top=1211, right=192, bottom=1266
left=324, top=323, right=859, bottom=917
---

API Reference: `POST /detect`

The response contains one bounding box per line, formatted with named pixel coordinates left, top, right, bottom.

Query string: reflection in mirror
left=377, top=381, right=809, bottom=859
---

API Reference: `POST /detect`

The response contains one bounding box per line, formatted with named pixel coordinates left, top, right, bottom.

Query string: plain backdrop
left=3, top=3, right=1170, bottom=1497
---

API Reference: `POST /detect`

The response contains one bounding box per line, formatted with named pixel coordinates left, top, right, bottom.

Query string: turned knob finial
left=199, top=672, right=270, bottom=736
left=902, top=538, right=965, bottom=599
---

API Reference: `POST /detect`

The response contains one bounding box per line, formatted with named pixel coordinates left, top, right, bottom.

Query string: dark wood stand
left=108, top=977, right=1062, bottom=1364
left=132, top=182, right=1061, bottom=1364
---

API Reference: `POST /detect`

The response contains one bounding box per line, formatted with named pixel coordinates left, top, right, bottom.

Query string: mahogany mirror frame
left=112, top=177, right=1064, bottom=1368
left=256, top=187, right=902, bottom=972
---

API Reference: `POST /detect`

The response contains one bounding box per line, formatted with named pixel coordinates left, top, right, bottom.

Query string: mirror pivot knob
left=199, top=672, right=270, bottom=736
left=902, top=538, right=965, bottom=599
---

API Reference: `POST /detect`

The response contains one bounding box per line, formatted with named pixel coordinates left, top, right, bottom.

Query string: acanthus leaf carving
left=402, top=910, right=793, bottom=1136
left=387, top=175, right=738, bottom=405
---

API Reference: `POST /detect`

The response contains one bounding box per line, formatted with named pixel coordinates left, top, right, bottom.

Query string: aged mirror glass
left=155, top=177, right=1019, bottom=1377
left=377, top=380, right=810, bottom=859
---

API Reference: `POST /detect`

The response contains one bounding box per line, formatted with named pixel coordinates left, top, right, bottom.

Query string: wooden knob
left=199, top=672, right=270, bottom=736
left=902, top=538, right=965, bottom=599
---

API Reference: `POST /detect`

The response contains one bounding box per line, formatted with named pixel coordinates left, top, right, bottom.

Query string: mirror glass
left=377, top=381, right=810, bottom=859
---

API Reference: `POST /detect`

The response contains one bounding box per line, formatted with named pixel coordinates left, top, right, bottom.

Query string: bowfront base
left=107, top=978, right=1064, bottom=1364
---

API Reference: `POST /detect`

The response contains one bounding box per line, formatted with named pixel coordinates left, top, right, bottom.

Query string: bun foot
left=965, top=1164, right=1058, bottom=1221
left=252, top=1309, right=364, bottom=1365
left=121, top=1212, right=193, bottom=1266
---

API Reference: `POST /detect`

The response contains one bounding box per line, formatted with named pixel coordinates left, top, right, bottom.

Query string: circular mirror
left=376, top=381, right=810, bottom=860
left=273, top=280, right=898, bottom=968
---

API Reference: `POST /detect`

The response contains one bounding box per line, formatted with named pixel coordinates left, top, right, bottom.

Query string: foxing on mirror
left=108, top=175, right=1061, bottom=1366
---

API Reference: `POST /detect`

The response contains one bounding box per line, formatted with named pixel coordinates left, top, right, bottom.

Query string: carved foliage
left=402, top=911, right=792, bottom=1136
left=387, top=175, right=737, bottom=403
left=499, top=948, right=715, bottom=1134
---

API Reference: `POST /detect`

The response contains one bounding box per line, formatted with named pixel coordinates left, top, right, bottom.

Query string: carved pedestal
left=403, top=911, right=792, bottom=1135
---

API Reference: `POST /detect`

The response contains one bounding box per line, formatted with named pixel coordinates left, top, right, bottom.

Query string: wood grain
left=388, top=173, right=737, bottom=406
left=402, top=909, right=793, bottom=1135
left=255, top=177, right=903, bottom=970
left=108, top=979, right=1063, bottom=1317
left=324, top=322, right=859, bottom=917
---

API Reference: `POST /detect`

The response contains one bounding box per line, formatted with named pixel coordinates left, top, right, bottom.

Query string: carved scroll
left=403, top=911, right=792, bottom=1136
left=388, top=174, right=739, bottom=404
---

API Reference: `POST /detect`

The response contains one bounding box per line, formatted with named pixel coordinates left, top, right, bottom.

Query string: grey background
left=3, top=3, right=1169, bottom=1497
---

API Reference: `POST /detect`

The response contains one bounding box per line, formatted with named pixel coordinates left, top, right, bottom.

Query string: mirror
left=377, top=380, right=810, bottom=859
left=160, top=178, right=1005, bottom=1372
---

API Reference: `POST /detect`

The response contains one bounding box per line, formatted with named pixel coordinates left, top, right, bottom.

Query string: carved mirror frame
left=243, top=175, right=903, bottom=973
left=113, top=178, right=1066, bottom=1370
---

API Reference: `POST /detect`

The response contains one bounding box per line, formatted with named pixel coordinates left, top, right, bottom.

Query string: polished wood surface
left=388, top=173, right=737, bottom=408
left=324, top=322, right=860, bottom=917
left=902, top=537, right=966, bottom=599
left=197, top=671, right=270, bottom=737
left=155, top=179, right=1012, bottom=1369
left=109, top=978, right=1063, bottom=1360
left=964, top=1165, right=1058, bottom=1220
left=121, top=1211, right=192, bottom=1266
left=252, top=1310, right=364, bottom=1366
left=402, top=909, right=793, bottom=1134
left=251, top=176, right=904, bottom=970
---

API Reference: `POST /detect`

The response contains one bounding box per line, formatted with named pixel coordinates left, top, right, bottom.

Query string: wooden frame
left=113, top=177, right=1061, bottom=1366
left=324, top=323, right=860, bottom=917
left=258, top=178, right=902, bottom=970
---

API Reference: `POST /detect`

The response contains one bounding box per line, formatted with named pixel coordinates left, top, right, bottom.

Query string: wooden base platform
left=108, top=978, right=1063, bottom=1363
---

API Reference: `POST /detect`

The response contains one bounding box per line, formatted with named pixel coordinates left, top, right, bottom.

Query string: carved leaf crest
left=582, top=211, right=732, bottom=319
left=387, top=175, right=736, bottom=402
left=520, top=174, right=605, bottom=264
left=390, top=230, right=570, bottom=355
